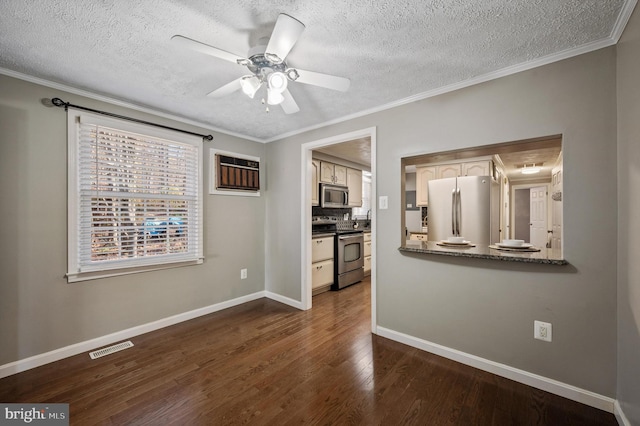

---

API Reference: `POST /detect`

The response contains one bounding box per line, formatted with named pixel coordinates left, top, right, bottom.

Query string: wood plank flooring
left=0, top=277, right=617, bottom=425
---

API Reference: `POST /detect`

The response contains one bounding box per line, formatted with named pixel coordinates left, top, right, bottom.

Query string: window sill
left=67, top=258, right=204, bottom=283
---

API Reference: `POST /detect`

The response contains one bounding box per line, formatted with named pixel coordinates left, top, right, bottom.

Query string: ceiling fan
left=172, top=13, right=350, bottom=114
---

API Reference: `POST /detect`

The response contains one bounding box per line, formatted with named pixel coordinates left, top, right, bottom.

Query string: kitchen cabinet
left=319, top=161, right=347, bottom=185
left=364, top=232, right=372, bottom=276
left=364, top=256, right=371, bottom=276
left=312, top=259, right=334, bottom=291
left=415, top=166, right=437, bottom=206
left=312, top=235, right=334, bottom=293
left=416, top=158, right=494, bottom=207
left=311, top=160, right=320, bottom=206
left=409, top=232, right=428, bottom=241
left=435, top=160, right=493, bottom=179
left=312, top=236, right=334, bottom=263
left=462, top=160, right=492, bottom=177
left=346, top=168, right=362, bottom=207
left=437, top=164, right=462, bottom=179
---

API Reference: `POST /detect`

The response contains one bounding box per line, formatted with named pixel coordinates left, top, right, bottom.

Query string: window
left=352, top=171, right=372, bottom=218
left=67, top=110, right=203, bottom=282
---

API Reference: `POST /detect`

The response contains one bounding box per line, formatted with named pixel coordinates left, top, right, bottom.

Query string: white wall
left=616, top=6, right=640, bottom=424
left=266, top=47, right=618, bottom=397
left=0, top=75, right=266, bottom=365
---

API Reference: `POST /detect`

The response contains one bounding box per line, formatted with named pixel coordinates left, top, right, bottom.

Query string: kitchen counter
left=399, top=240, right=567, bottom=265
left=312, top=232, right=337, bottom=239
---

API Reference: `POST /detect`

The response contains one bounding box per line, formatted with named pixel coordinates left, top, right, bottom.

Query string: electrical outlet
left=240, top=268, right=247, bottom=279
left=534, top=320, right=552, bottom=342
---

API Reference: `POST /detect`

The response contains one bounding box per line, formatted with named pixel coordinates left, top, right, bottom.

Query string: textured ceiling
left=0, top=1, right=634, bottom=142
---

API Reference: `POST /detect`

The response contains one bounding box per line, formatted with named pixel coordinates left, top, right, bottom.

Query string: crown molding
left=264, top=34, right=619, bottom=143
left=3, top=0, right=635, bottom=146
left=611, top=0, right=638, bottom=43
left=0, top=67, right=264, bottom=143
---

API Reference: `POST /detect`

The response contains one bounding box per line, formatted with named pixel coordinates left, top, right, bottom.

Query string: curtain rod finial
left=51, top=98, right=69, bottom=109
left=41, top=98, right=55, bottom=108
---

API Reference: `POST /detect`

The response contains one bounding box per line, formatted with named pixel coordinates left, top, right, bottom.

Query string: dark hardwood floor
left=0, top=277, right=617, bottom=425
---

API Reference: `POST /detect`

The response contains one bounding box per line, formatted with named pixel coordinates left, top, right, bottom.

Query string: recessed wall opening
left=401, top=134, right=563, bottom=259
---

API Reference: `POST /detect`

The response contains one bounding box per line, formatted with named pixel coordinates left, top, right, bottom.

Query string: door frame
left=300, top=127, right=377, bottom=334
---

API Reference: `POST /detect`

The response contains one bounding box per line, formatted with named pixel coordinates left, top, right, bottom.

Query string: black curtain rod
left=50, top=97, right=213, bottom=141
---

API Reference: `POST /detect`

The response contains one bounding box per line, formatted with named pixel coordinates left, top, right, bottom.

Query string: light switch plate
left=379, top=196, right=388, bottom=210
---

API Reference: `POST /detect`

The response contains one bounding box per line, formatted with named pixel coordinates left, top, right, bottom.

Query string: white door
left=530, top=186, right=547, bottom=248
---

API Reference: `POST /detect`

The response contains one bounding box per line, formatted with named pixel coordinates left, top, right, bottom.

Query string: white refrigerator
left=428, top=176, right=499, bottom=245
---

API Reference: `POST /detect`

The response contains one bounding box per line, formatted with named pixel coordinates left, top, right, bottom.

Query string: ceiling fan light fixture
left=285, top=68, right=299, bottom=81
left=521, top=163, right=541, bottom=175
left=240, top=76, right=261, bottom=98
left=267, top=88, right=284, bottom=105
left=264, top=52, right=283, bottom=64
left=267, top=71, right=288, bottom=93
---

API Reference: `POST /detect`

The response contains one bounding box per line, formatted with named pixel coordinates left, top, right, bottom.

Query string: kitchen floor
left=0, top=276, right=616, bottom=425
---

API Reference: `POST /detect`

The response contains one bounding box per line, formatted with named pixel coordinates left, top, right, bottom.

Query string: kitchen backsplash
left=312, top=207, right=370, bottom=231
left=312, top=206, right=351, bottom=217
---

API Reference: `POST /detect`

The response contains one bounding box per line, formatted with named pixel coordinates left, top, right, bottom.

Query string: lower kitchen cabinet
left=312, top=235, right=334, bottom=294
left=364, top=232, right=372, bottom=276
left=410, top=233, right=428, bottom=241
left=312, top=259, right=334, bottom=291
left=312, top=236, right=334, bottom=263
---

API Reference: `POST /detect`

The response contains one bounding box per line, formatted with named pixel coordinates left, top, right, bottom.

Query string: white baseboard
left=265, top=291, right=304, bottom=310
left=376, top=326, right=616, bottom=413
left=0, top=291, right=266, bottom=379
left=615, top=400, right=632, bottom=426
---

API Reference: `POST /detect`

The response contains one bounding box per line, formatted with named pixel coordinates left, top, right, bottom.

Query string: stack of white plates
left=495, top=239, right=534, bottom=249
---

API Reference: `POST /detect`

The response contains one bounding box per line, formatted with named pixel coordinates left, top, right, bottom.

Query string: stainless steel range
left=312, top=216, right=364, bottom=290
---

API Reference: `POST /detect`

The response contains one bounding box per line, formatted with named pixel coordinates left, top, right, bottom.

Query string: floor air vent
left=89, top=341, right=134, bottom=359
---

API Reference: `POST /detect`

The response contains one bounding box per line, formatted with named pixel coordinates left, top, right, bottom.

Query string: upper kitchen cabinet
left=437, top=164, right=462, bottom=179
left=311, top=160, right=320, bottom=206
left=416, top=166, right=437, bottom=206
left=346, top=168, right=362, bottom=207
left=462, top=160, right=493, bottom=177
left=415, top=158, right=494, bottom=206
left=320, top=161, right=347, bottom=185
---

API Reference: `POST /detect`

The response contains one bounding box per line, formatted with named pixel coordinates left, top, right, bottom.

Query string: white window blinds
left=68, top=110, right=203, bottom=281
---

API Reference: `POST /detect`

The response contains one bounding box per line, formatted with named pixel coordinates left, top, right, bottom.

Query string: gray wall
left=0, top=75, right=266, bottom=365
left=266, top=47, right=618, bottom=396
left=617, top=6, right=640, bottom=424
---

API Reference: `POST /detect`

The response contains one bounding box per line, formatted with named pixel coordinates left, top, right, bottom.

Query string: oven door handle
left=338, top=235, right=362, bottom=241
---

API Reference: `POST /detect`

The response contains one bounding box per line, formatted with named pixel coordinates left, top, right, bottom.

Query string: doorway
left=301, top=127, right=377, bottom=333
left=512, top=184, right=549, bottom=247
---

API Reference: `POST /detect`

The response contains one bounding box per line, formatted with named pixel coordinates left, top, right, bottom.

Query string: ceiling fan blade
left=294, top=69, right=350, bottom=92
left=172, top=35, right=243, bottom=64
left=207, top=78, right=243, bottom=98
left=265, top=14, right=305, bottom=62
left=280, top=89, right=300, bottom=114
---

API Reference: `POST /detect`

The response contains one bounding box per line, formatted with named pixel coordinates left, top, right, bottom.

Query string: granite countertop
left=399, top=240, right=567, bottom=265
left=312, top=232, right=337, bottom=238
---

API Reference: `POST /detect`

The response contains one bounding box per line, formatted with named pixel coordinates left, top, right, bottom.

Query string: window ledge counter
left=399, top=240, right=567, bottom=265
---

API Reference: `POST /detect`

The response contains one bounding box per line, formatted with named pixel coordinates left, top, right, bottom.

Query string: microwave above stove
left=320, top=183, right=349, bottom=208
